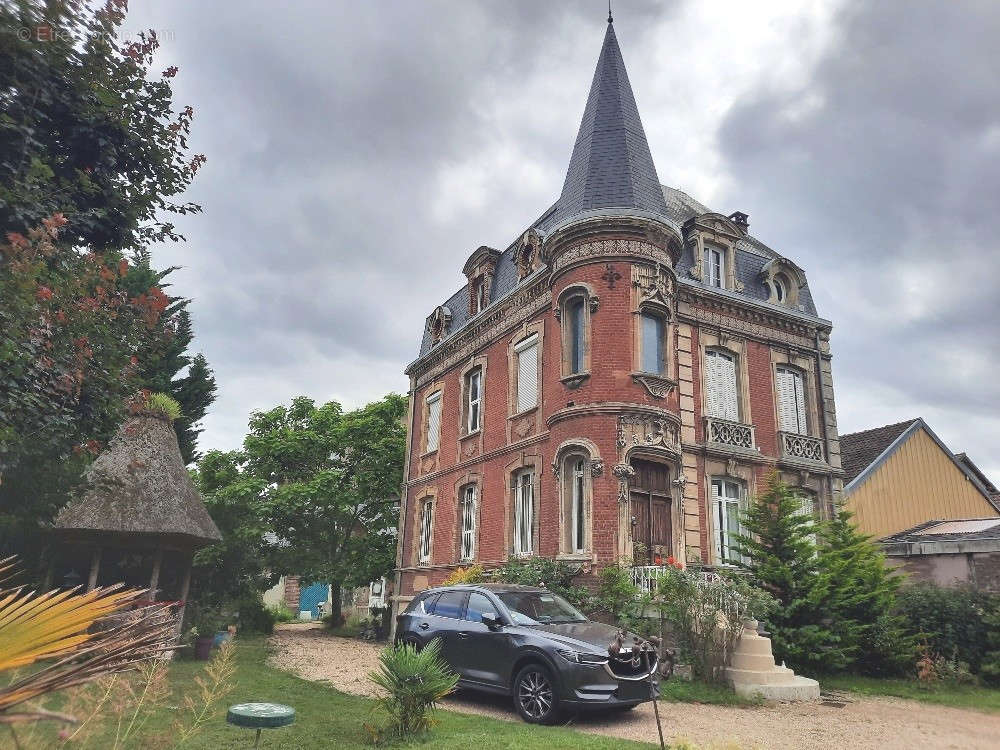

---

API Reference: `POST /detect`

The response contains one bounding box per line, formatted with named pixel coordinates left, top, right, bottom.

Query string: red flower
left=6, top=232, right=28, bottom=248
left=36, top=286, right=53, bottom=301
left=666, top=555, right=676, bottom=566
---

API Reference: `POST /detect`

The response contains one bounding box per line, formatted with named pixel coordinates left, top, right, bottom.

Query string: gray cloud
left=128, top=1, right=1000, bottom=481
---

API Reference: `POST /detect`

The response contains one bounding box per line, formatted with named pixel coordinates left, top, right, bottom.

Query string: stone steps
left=724, top=619, right=820, bottom=703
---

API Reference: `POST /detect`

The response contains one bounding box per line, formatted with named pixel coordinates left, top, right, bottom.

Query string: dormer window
left=473, top=276, right=487, bottom=314
left=773, top=275, right=786, bottom=303
left=703, top=245, right=725, bottom=288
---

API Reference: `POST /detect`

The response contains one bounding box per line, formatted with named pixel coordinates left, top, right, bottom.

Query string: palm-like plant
left=0, top=556, right=178, bottom=725
left=368, top=638, right=458, bottom=737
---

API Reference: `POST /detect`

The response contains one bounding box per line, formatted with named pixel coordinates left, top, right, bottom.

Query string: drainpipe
left=814, top=328, right=832, bottom=518
left=390, top=378, right=417, bottom=642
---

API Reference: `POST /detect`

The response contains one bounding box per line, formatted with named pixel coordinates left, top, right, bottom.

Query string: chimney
left=729, top=211, right=749, bottom=231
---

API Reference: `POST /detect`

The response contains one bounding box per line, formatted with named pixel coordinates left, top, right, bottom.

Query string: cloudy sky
left=125, top=0, right=1000, bottom=480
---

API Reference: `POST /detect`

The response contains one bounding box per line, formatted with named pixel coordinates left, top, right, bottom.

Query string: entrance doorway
left=629, top=458, right=672, bottom=564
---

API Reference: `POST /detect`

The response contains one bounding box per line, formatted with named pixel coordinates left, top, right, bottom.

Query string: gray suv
left=395, top=583, right=658, bottom=724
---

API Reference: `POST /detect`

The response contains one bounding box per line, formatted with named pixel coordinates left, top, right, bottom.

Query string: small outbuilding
left=47, top=405, right=221, bottom=629
left=882, top=518, right=1000, bottom=593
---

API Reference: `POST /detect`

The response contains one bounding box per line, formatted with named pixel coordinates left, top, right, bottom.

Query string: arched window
left=568, top=297, right=585, bottom=374
left=513, top=469, right=534, bottom=556
left=418, top=497, right=434, bottom=563
left=557, top=284, right=597, bottom=386
left=711, top=478, right=745, bottom=565
left=560, top=453, right=591, bottom=554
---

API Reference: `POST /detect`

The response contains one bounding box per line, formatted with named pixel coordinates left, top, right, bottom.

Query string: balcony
left=778, top=431, right=824, bottom=462
left=704, top=416, right=755, bottom=450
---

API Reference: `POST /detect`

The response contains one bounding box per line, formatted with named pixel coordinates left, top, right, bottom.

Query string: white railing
left=704, top=416, right=755, bottom=450
left=631, top=566, right=722, bottom=595
left=778, top=431, right=824, bottom=462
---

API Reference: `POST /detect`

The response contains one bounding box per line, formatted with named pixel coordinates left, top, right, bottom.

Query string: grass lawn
left=61, top=636, right=658, bottom=749
left=820, top=673, right=1000, bottom=713
left=658, top=678, right=761, bottom=707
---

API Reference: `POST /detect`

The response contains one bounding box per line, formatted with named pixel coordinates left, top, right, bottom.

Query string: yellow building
left=839, top=418, right=999, bottom=539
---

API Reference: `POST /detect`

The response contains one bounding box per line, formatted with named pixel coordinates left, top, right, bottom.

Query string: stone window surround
left=454, top=471, right=482, bottom=563
left=411, top=489, right=438, bottom=567
left=760, top=258, right=807, bottom=308
left=419, top=379, right=446, bottom=459
left=555, top=282, right=598, bottom=389
left=704, top=458, right=755, bottom=567
left=458, top=355, right=488, bottom=446
left=504, top=451, right=542, bottom=558
left=552, top=438, right=602, bottom=560
left=699, top=331, right=753, bottom=427
left=507, top=320, right=544, bottom=420
left=687, top=232, right=739, bottom=292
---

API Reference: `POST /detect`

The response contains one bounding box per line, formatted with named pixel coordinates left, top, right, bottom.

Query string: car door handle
left=456, top=632, right=469, bottom=639
left=419, top=622, right=429, bottom=630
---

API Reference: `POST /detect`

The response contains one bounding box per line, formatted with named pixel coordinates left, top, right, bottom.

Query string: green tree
left=198, top=395, right=407, bottom=626
left=818, top=510, right=916, bottom=675
left=123, top=251, right=216, bottom=464
left=0, top=0, right=205, bottom=254
left=735, top=472, right=847, bottom=672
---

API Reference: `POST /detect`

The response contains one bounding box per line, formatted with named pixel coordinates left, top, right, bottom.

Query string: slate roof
left=882, top=518, right=1000, bottom=546
left=413, top=23, right=821, bottom=361
left=540, top=21, right=667, bottom=231
left=839, top=419, right=917, bottom=486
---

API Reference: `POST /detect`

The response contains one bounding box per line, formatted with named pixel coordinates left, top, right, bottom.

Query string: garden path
left=268, top=624, right=1000, bottom=750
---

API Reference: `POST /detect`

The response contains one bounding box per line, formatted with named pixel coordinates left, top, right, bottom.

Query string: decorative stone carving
left=601, top=264, right=622, bottom=289
left=513, top=416, right=533, bottom=438
left=590, top=459, right=604, bottom=477
left=552, top=238, right=673, bottom=276
left=560, top=373, right=590, bottom=390
left=427, top=305, right=452, bottom=345
left=705, top=416, right=756, bottom=451
left=726, top=457, right=738, bottom=477
left=550, top=458, right=560, bottom=478
left=634, top=262, right=675, bottom=310
left=617, top=413, right=682, bottom=454
left=612, top=463, right=635, bottom=503
left=463, top=441, right=479, bottom=459
left=780, top=432, right=824, bottom=463
left=631, top=373, right=677, bottom=399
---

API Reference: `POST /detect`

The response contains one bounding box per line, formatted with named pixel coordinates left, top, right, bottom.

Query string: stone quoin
left=392, top=18, right=843, bottom=623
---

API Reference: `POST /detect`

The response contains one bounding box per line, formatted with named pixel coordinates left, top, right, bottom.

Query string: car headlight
left=557, top=649, right=608, bottom=665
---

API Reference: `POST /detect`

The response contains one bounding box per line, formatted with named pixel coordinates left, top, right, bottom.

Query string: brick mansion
left=393, top=18, right=843, bottom=614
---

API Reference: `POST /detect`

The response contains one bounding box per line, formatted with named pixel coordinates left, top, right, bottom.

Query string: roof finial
left=608, top=0, right=613, bottom=24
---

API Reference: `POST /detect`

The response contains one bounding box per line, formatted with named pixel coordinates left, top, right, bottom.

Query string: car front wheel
left=513, top=664, right=560, bottom=724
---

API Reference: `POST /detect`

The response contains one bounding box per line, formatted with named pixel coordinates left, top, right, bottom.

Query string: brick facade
left=391, top=20, right=843, bottom=620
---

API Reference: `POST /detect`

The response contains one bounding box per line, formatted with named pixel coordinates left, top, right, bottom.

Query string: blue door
left=299, top=582, right=329, bottom=619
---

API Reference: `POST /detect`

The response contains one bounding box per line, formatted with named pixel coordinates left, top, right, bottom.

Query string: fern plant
left=368, top=639, right=457, bottom=738
left=144, top=392, right=182, bottom=422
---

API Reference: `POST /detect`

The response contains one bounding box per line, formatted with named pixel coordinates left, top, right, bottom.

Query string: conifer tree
left=735, top=472, right=847, bottom=672
left=818, top=510, right=916, bottom=674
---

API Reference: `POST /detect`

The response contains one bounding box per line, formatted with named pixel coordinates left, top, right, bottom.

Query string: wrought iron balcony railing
left=778, top=431, right=824, bottom=462
left=631, top=565, right=724, bottom=595
left=703, top=416, right=755, bottom=450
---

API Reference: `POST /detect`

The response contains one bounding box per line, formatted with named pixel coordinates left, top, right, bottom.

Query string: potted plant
left=190, top=607, right=221, bottom=660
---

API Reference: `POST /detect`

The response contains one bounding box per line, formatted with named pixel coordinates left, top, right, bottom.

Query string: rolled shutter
left=516, top=338, right=538, bottom=412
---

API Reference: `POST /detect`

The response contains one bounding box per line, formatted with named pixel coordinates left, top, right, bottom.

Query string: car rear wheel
left=513, top=664, right=560, bottom=724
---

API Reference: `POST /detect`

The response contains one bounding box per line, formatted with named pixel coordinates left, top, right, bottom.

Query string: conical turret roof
left=544, top=20, right=668, bottom=230
left=54, top=412, right=221, bottom=548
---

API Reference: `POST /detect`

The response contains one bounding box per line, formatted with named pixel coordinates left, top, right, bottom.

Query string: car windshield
left=497, top=591, right=587, bottom=625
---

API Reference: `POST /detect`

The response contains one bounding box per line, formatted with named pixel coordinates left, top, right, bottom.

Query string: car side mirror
left=481, top=612, right=503, bottom=630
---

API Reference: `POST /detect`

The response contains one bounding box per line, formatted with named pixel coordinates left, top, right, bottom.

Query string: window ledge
left=459, top=429, right=481, bottom=440
left=560, top=372, right=591, bottom=390
left=556, top=552, right=593, bottom=562
left=419, top=448, right=439, bottom=459
left=508, top=405, right=538, bottom=420
left=631, top=372, right=677, bottom=399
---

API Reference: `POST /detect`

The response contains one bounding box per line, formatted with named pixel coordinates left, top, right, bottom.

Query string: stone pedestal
left=724, top=619, right=819, bottom=701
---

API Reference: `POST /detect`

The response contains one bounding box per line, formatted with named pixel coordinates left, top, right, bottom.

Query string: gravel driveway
left=268, top=624, right=1000, bottom=749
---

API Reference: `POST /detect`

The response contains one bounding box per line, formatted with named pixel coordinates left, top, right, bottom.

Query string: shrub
left=487, top=557, right=590, bottom=609
left=442, top=565, right=484, bottom=586
left=590, top=562, right=649, bottom=631
left=368, top=639, right=458, bottom=739
left=653, top=566, right=775, bottom=682
left=268, top=602, right=296, bottom=624
left=231, top=593, right=276, bottom=634
left=895, top=584, right=998, bottom=673
left=144, top=392, right=182, bottom=421
left=916, top=643, right=977, bottom=686
left=980, top=604, right=1000, bottom=685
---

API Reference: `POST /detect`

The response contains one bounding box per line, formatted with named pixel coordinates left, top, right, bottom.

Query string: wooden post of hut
left=49, top=400, right=221, bottom=638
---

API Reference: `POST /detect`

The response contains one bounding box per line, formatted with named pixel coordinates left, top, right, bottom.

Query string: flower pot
left=194, top=636, right=214, bottom=660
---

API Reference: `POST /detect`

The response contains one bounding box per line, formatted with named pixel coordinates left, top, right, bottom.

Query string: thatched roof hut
left=48, top=409, right=220, bottom=613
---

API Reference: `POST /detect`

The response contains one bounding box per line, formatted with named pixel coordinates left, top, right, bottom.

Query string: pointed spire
left=544, top=21, right=667, bottom=230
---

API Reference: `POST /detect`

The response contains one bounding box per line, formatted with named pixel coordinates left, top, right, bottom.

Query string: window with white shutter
left=712, top=478, right=746, bottom=565
left=460, top=485, right=476, bottom=560
left=425, top=391, right=442, bottom=452
left=513, top=471, right=534, bottom=555
left=515, top=334, right=539, bottom=412
left=776, top=366, right=807, bottom=434
left=705, top=350, right=739, bottom=420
